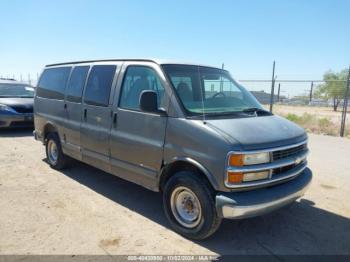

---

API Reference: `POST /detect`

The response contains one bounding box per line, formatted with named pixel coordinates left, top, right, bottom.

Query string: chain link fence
left=240, top=65, right=350, bottom=138
left=0, top=73, right=39, bottom=86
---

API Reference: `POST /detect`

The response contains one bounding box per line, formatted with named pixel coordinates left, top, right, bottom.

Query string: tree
left=315, top=69, right=348, bottom=111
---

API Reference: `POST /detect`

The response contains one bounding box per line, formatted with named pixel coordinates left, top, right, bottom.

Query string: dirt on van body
left=0, top=129, right=349, bottom=256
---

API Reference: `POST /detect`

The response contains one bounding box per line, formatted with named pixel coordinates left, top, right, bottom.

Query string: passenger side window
left=66, top=66, right=89, bottom=103
left=119, top=66, right=166, bottom=110
left=37, top=67, right=71, bottom=100
left=84, top=65, right=116, bottom=107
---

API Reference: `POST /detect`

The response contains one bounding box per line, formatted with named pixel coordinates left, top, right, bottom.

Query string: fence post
left=309, top=81, right=314, bottom=103
left=269, top=61, right=276, bottom=112
left=340, top=66, right=350, bottom=137
left=277, top=83, right=281, bottom=103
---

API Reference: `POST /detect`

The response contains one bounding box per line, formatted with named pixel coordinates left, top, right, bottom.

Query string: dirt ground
left=0, top=129, right=349, bottom=255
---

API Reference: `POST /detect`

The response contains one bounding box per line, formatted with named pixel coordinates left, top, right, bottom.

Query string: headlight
left=226, top=152, right=271, bottom=184
left=0, top=104, right=16, bottom=113
left=228, top=152, right=270, bottom=166
left=227, top=170, right=270, bottom=184
left=242, top=171, right=270, bottom=182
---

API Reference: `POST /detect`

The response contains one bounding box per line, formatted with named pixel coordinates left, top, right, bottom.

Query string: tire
left=45, top=133, right=70, bottom=170
left=162, top=171, right=222, bottom=240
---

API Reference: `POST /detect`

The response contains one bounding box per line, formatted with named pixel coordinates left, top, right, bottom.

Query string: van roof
left=45, top=59, right=223, bottom=70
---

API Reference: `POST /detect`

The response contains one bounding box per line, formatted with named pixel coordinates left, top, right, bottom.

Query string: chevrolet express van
left=34, top=59, right=312, bottom=240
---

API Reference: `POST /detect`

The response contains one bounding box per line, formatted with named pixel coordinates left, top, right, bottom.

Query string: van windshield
left=162, top=64, right=265, bottom=117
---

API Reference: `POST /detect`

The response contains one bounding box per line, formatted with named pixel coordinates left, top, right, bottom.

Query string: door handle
left=113, top=112, right=117, bottom=128
left=83, top=109, right=87, bottom=120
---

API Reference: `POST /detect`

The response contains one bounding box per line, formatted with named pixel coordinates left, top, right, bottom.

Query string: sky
left=0, top=0, right=349, bottom=96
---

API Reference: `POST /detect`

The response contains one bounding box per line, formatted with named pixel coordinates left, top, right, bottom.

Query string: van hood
left=205, top=115, right=307, bottom=150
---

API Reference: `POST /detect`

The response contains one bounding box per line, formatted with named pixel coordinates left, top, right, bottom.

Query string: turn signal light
left=227, top=171, right=243, bottom=183
left=228, top=154, right=244, bottom=167
left=228, top=152, right=270, bottom=166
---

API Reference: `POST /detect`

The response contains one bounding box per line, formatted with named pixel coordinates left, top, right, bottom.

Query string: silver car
left=0, top=79, right=34, bottom=128
left=34, top=59, right=312, bottom=239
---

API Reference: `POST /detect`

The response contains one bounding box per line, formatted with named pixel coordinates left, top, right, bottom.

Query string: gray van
left=34, top=59, right=312, bottom=240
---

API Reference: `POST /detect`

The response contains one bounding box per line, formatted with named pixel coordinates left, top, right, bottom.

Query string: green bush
left=318, top=118, right=331, bottom=128
left=285, top=113, right=301, bottom=123
left=284, top=113, right=340, bottom=136
left=286, top=113, right=315, bottom=125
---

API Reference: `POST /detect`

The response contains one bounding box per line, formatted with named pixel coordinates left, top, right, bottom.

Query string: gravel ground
left=0, top=130, right=349, bottom=255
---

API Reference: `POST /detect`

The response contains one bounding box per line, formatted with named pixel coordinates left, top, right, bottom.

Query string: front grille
left=273, top=164, right=296, bottom=175
left=11, top=105, right=33, bottom=114
left=272, top=143, right=307, bottom=160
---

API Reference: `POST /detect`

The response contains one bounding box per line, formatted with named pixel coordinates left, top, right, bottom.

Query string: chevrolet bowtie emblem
left=295, top=157, right=302, bottom=164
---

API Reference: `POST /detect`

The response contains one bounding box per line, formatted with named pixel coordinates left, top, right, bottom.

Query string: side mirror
left=140, top=90, right=166, bottom=115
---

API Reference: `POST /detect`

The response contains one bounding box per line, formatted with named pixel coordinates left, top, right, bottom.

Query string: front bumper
left=216, top=167, right=312, bottom=219
left=0, top=114, right=34, bottom=128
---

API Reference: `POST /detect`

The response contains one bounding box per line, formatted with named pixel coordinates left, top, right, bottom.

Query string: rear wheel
left=45, top=133, right=70, bottom=170
left=163, top=171, right=222, bottom=240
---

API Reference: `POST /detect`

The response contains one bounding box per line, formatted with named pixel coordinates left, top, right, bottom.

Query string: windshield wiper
left=242, top=107, right=272, bottom=116
left=187, top=109, right=271, bottom=119
left=187, top=111, right=244, bottom=119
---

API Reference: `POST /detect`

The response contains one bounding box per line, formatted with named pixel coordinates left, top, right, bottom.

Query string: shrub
left=283, top=113, right=339, bottom=136
left=285, top=113, right=301, bottom=123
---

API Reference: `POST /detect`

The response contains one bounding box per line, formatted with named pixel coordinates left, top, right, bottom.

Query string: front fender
left=160, top=156, right=220, bottom=191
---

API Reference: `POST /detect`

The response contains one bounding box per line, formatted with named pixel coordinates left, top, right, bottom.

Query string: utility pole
left=277, top=83, right=281, bottom=103
left=269, top=61, right=276, bottom=112
left=222, top=63, right=224, bottom=69
left=309, top=81, right=314, bottom=103
left=340, top=66, right=350, bottom=137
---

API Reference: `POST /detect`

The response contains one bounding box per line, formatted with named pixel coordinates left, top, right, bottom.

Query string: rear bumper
left=0, top=114, right=34, bottom=128
left=216, top=168, right=312, bottom=219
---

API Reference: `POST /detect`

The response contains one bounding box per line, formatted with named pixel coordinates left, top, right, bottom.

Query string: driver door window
left=119, top=66, right=166, bottom=111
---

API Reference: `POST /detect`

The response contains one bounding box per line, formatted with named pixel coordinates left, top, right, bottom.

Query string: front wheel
left=162, top=171, right=222, bottom=240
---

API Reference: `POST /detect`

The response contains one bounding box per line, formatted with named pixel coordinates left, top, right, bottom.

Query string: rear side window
left=66, top=66, right=89, bottom=103
left=84, top=65, right=116, bottom=106
left=37, top=67, right=71, bottom=100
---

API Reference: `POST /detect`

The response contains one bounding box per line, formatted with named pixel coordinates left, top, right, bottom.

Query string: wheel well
left=43, top=123, right=58, bottom=143
left=159, top=160, right=215, bottom=192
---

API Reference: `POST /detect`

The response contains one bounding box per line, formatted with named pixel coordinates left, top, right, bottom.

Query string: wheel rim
left=170, top=186, right=202, bottom=228
left=47, top=140, right=58, bottom=165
